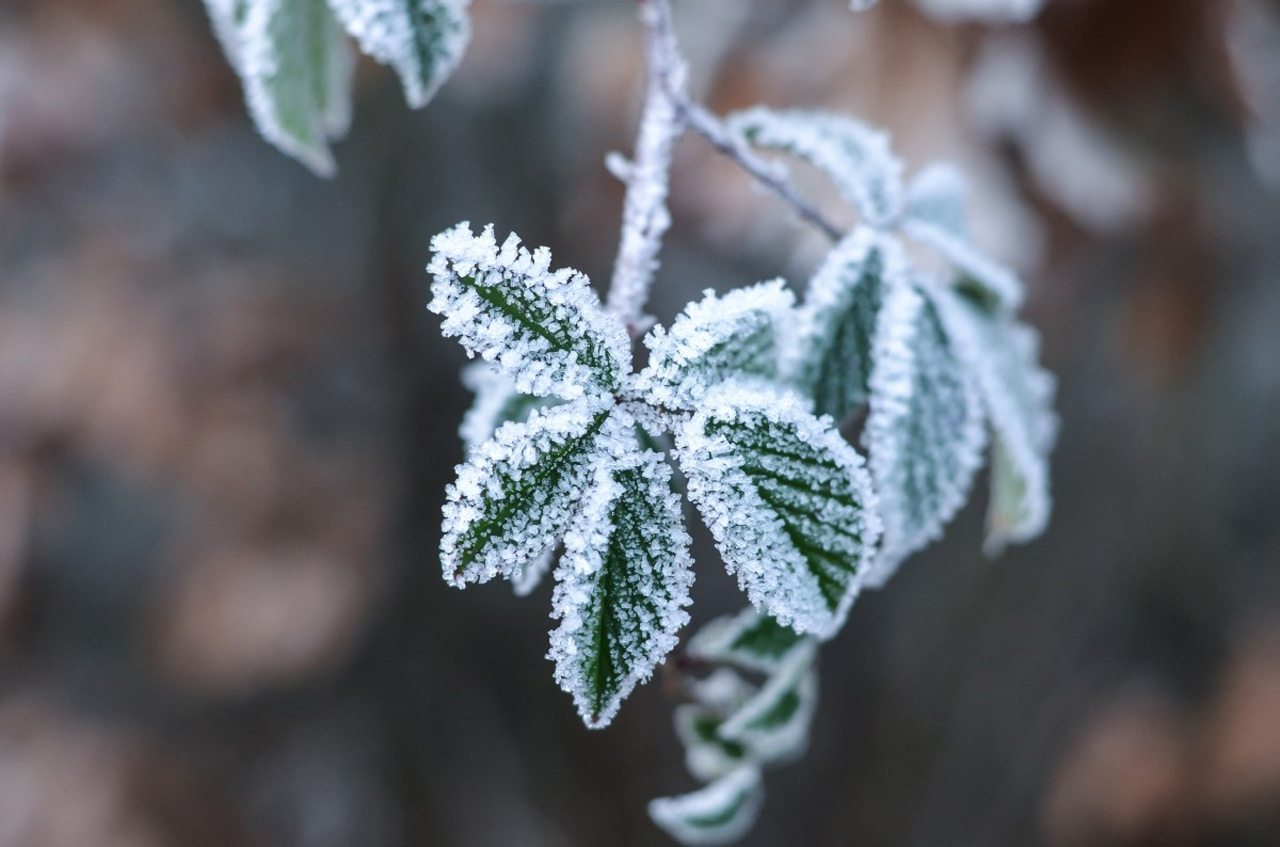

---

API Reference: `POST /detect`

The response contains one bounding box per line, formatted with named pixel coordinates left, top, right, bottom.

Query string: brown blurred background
left=1, top=0, right=1279, bottom=845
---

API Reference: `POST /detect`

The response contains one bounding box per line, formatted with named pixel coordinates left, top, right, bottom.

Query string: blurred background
left=1, top=0, right=1279, bottom=844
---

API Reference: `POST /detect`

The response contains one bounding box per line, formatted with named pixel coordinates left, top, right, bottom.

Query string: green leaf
left=863, top=277, right=987, bottom=585
left=677, top=387, right=881, bottom=638
left=649, top=766, right=764, bottom=846
left=209, top=0, right=355, bottom=176
left=727, top=106, right=904, bottom=226
left=791, top=228, right=903, bottom=422
left=327, top=0, right=470, bottom=109
left=550, top=444, right=695, bottom=728
left=685, top=607, right=805, bottom=674
left=638, top=280, right=794, bottom=410
left=931, top=287, right=1057, bottom=553
left=429, top=224, right=631, bottom=400
left=441, top=403, right=611, bottom=587
left=716, top=639, right=818, bottom=764
left=674, top=703, right=750, bottom=782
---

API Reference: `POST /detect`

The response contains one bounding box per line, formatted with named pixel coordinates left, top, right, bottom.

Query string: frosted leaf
left=931, top=287, right=1057, bottom=553
left=902, top=164, right=1024, bottom=313
left=716, top=639, right=818, bottom=765
left=458, top=363, right=559, bottom=455
left=550, top=443, right=695, bottom=728
left=441, top=402, right=611, bottom=587
left=863, top=277, right=987, bottom=586
left=727, top=106, right=904, bottom=227
left=676, top=386, right=881, bottom=638
left=637, top=280, right=794, bottom=411
left=215, top=0, right=355, bottom=176
left=913, top=0, right=1046, bottom=23
left=326, top=0, right=470, bottom=108
left=428, top=224, right=631, bottom=400
left=685, top=607, right=805, bottom=675
left=675, top=703, right=752, bottom=783
left=649, top=765, right=764, bottom=847
left=790, top=228, right=905, bottom=422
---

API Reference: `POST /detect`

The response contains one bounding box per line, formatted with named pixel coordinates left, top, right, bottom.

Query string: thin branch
left=605, top=0, right=687, bottom=332
left=678, top=101, right=844, bottom=243
left=640, top=0, right=844, bottom=243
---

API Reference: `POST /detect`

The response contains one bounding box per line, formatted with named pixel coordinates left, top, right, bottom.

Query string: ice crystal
left=863, top=275, right=987, bottom=584
left=428, top=223, right=631, bottom=400
left=676, top=386, right=881, bottom=638
left=327, top=0, right=470, bottom=108
left=550, top=443, right=694, bottom=728
left=727, top=106, right=905, bottom=227
left=637, top=280, right=794, bottom=411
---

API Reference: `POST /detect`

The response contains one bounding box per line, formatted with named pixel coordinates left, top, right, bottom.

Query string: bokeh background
left=2, top=0, right=1279, bottom=845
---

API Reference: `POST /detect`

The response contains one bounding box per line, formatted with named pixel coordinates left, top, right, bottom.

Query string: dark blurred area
left=1, top=0, right=1279, bottom=845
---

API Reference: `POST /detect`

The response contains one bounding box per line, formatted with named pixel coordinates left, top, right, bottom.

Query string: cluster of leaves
left=203, top=0, right=470, bottom=175
left=429, top=105, right=1056, bottom=754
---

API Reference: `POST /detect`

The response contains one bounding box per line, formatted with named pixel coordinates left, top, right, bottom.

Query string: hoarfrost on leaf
left=211, top=0, right=355, bottom=176
left=327, top=0, right=471, bottom=109
left=930, top=286, right=1057, bottom=553
left=790, top=228, right=905, bottom=422
left=649, top=765, right=765, bottom=847
left=550, top=442, right=695, bottom=728
left=676, top=385, right=881, bottom=638
left=428, top=224, right=631, bottom=400
left=458, top=363, right=558, bottom=455
left=675, top=703, right=753, bottom=783
left=685, top=607, right=806, bottom=674
left=863, top=275, right=987, bottom=585
left=715, top=639, right=818, bottom=764
left=637, top=280, right=795, bottom=411
left=727, top=106, right=905, bottom=227
left=441, top=402, right=611, bottom=588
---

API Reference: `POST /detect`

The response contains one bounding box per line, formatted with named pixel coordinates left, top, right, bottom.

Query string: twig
left=605, top=0, right=686, bottom=332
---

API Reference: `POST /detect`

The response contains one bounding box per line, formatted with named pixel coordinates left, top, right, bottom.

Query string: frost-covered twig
left=606, top=0, right=688, bottom=331
left=679, top=103, right=845, bottom=242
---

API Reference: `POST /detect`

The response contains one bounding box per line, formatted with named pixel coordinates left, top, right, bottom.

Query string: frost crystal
left=649, top=765, right=764, bottom=846
left=550, top=442, right=694, bottom=728
left=458, top=363, right=558, bottom=455
left=727, top=107, right=905, bottom=227
left=790, top=228, right=906, bottom=421
left=428, top=224, right=630, bottom=400
left=902, top=164, right=1025, bottom=312
left=930, top=286, right=1057, bottom=553
left=326, top=0, right=471, bottom=109
left=637, top=280, right=794, bottom=410
left=211, top=0, right=355, bottom=176
left=863, top=276, right=987, bottom=584
left=677, top=386, right=881, bottom=638
left=441, top=402, right=610, bottom=587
